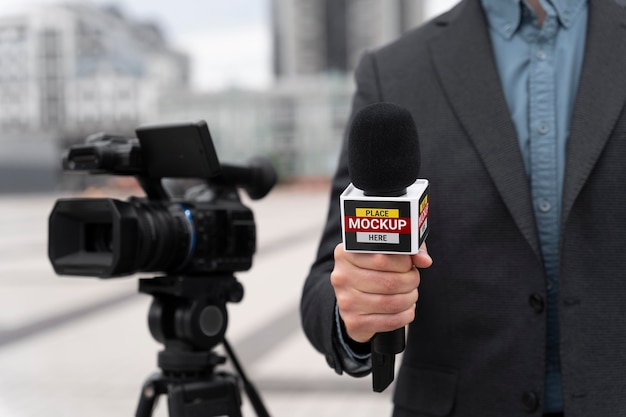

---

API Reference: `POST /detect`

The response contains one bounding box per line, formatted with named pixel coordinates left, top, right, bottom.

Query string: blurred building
left=0, top=3, right=188, bottom=137
left=0, top=3, right=188, bottom=192
left=271, top=0, right=424, bottom=79
left=0, top=3, right=189, bottom=136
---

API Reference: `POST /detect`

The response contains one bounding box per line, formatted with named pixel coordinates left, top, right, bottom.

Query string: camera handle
left=135, top=275, right=271, bottom=417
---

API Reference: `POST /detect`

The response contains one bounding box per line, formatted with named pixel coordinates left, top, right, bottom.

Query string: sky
left=1, top=0, right=461, bottom=91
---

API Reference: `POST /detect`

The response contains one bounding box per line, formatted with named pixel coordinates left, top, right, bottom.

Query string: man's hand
left=331, top=243, right=433, bottom=343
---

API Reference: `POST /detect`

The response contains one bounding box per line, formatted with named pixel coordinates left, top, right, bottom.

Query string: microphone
left=340, top=102, right=429, bottom=392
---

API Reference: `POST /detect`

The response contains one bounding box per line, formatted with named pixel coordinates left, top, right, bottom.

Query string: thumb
left=411, top=242, right=432, bottom=269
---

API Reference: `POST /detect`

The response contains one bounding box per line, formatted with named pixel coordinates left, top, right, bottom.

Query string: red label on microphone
left=418, top=195, right=429, bottom=236
left=344, top=216, right=412, bottom=234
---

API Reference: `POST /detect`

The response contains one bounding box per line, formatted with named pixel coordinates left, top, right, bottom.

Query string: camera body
left=48, top=120, right=276, bottom=278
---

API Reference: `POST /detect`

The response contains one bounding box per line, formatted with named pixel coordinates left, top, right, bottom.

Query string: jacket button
left=529, top=293, right=545, bottom=313
left=522, top=391, right=539, bottom=412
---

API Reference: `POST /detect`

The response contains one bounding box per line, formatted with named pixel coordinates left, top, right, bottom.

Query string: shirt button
left=536, top=49, right=546, bottom=60
left=522, top=391, right=540, bottom=412
left=537, top=199, right=552, bottom=212
left=529, top=293, right=545, bottom=313
left=537, top=123, right=550, bottom=134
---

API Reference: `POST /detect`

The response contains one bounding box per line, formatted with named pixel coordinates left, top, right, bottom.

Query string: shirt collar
left=480, top=0, right=587, bottom=39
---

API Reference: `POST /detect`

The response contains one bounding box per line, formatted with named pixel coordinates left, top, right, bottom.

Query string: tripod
left=134, top=275, right=271, bottom=417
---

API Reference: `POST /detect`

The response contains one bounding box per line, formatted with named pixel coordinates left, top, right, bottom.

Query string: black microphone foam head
left=348, top=102, right=420, bottom=196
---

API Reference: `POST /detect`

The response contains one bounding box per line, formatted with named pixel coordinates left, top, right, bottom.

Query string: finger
left=340, top=307, right=416, bottom=343
left=336, top=287, right=419, bottom=316
left=337, top=246, right=416, bottom=274
left=348, top=267, right=421, bottom=295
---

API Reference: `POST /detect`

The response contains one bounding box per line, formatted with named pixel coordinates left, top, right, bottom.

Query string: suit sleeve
left=300, top=51, right=384, bottom=376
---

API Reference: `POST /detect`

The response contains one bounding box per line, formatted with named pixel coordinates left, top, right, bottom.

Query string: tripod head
left=136, top=274, right=256, bottom=417
left=142, top=274, right=242, bottom=355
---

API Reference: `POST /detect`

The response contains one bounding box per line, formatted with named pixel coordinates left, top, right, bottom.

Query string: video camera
left=47, top=120, right=276, bottom=416
left=48, top=120, right=277, bottom=278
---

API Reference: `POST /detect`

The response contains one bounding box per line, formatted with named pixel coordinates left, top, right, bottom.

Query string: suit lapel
left=562, top=0, right=626, bottom=224
left=429, top=0, right=541, bottom=258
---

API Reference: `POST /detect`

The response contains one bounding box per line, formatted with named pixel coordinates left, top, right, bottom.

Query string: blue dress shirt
left=481, top=0, right=588, bottom=412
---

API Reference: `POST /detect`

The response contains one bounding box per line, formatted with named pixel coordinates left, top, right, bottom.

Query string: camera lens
left=84, top=223, right=114, bottom=253
left=132, top=200, right=195, bottom=274
left=48, top=198, right=196, bottom=277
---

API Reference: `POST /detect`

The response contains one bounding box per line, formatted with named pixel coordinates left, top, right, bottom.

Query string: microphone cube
left=340, top=180, right=429, bottom=254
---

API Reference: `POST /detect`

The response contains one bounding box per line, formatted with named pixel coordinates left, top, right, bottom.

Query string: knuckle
left=398, top=310, right=415, bottom=328
left=370, top=253, right=390, bottom=270
left=377, top=294, right=403, bottom=314
left=382, top=293, right=416, bottom=315
left=333, top=243, right=345, bottom=261
left=335, top=293, right=354, bottom=311
left=405, top=306, right=416, bottom=323
left=385, top=316, right=406, bottom=332
left=379, top=274, right=400, bottom=293
left=330, top=270, right=344, bottom=287
left=344, top=316, right=369, bottom=340
left=413, top=269, right=422, bottom=287
left=384, top=309, right=415, bottom=332
left=341, top=314, right=356, bottom=330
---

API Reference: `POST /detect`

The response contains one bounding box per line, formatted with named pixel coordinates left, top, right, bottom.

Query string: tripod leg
left=223, top=339, right=271, bottom=417
left=136, top=373, right=165, bottom=417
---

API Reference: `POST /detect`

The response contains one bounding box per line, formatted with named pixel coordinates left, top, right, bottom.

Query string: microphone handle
left=371, top=327, right=405, bottom=392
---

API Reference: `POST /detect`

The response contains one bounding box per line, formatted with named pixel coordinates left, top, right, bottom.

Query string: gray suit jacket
left=301, top=0, right=626, bottom=416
